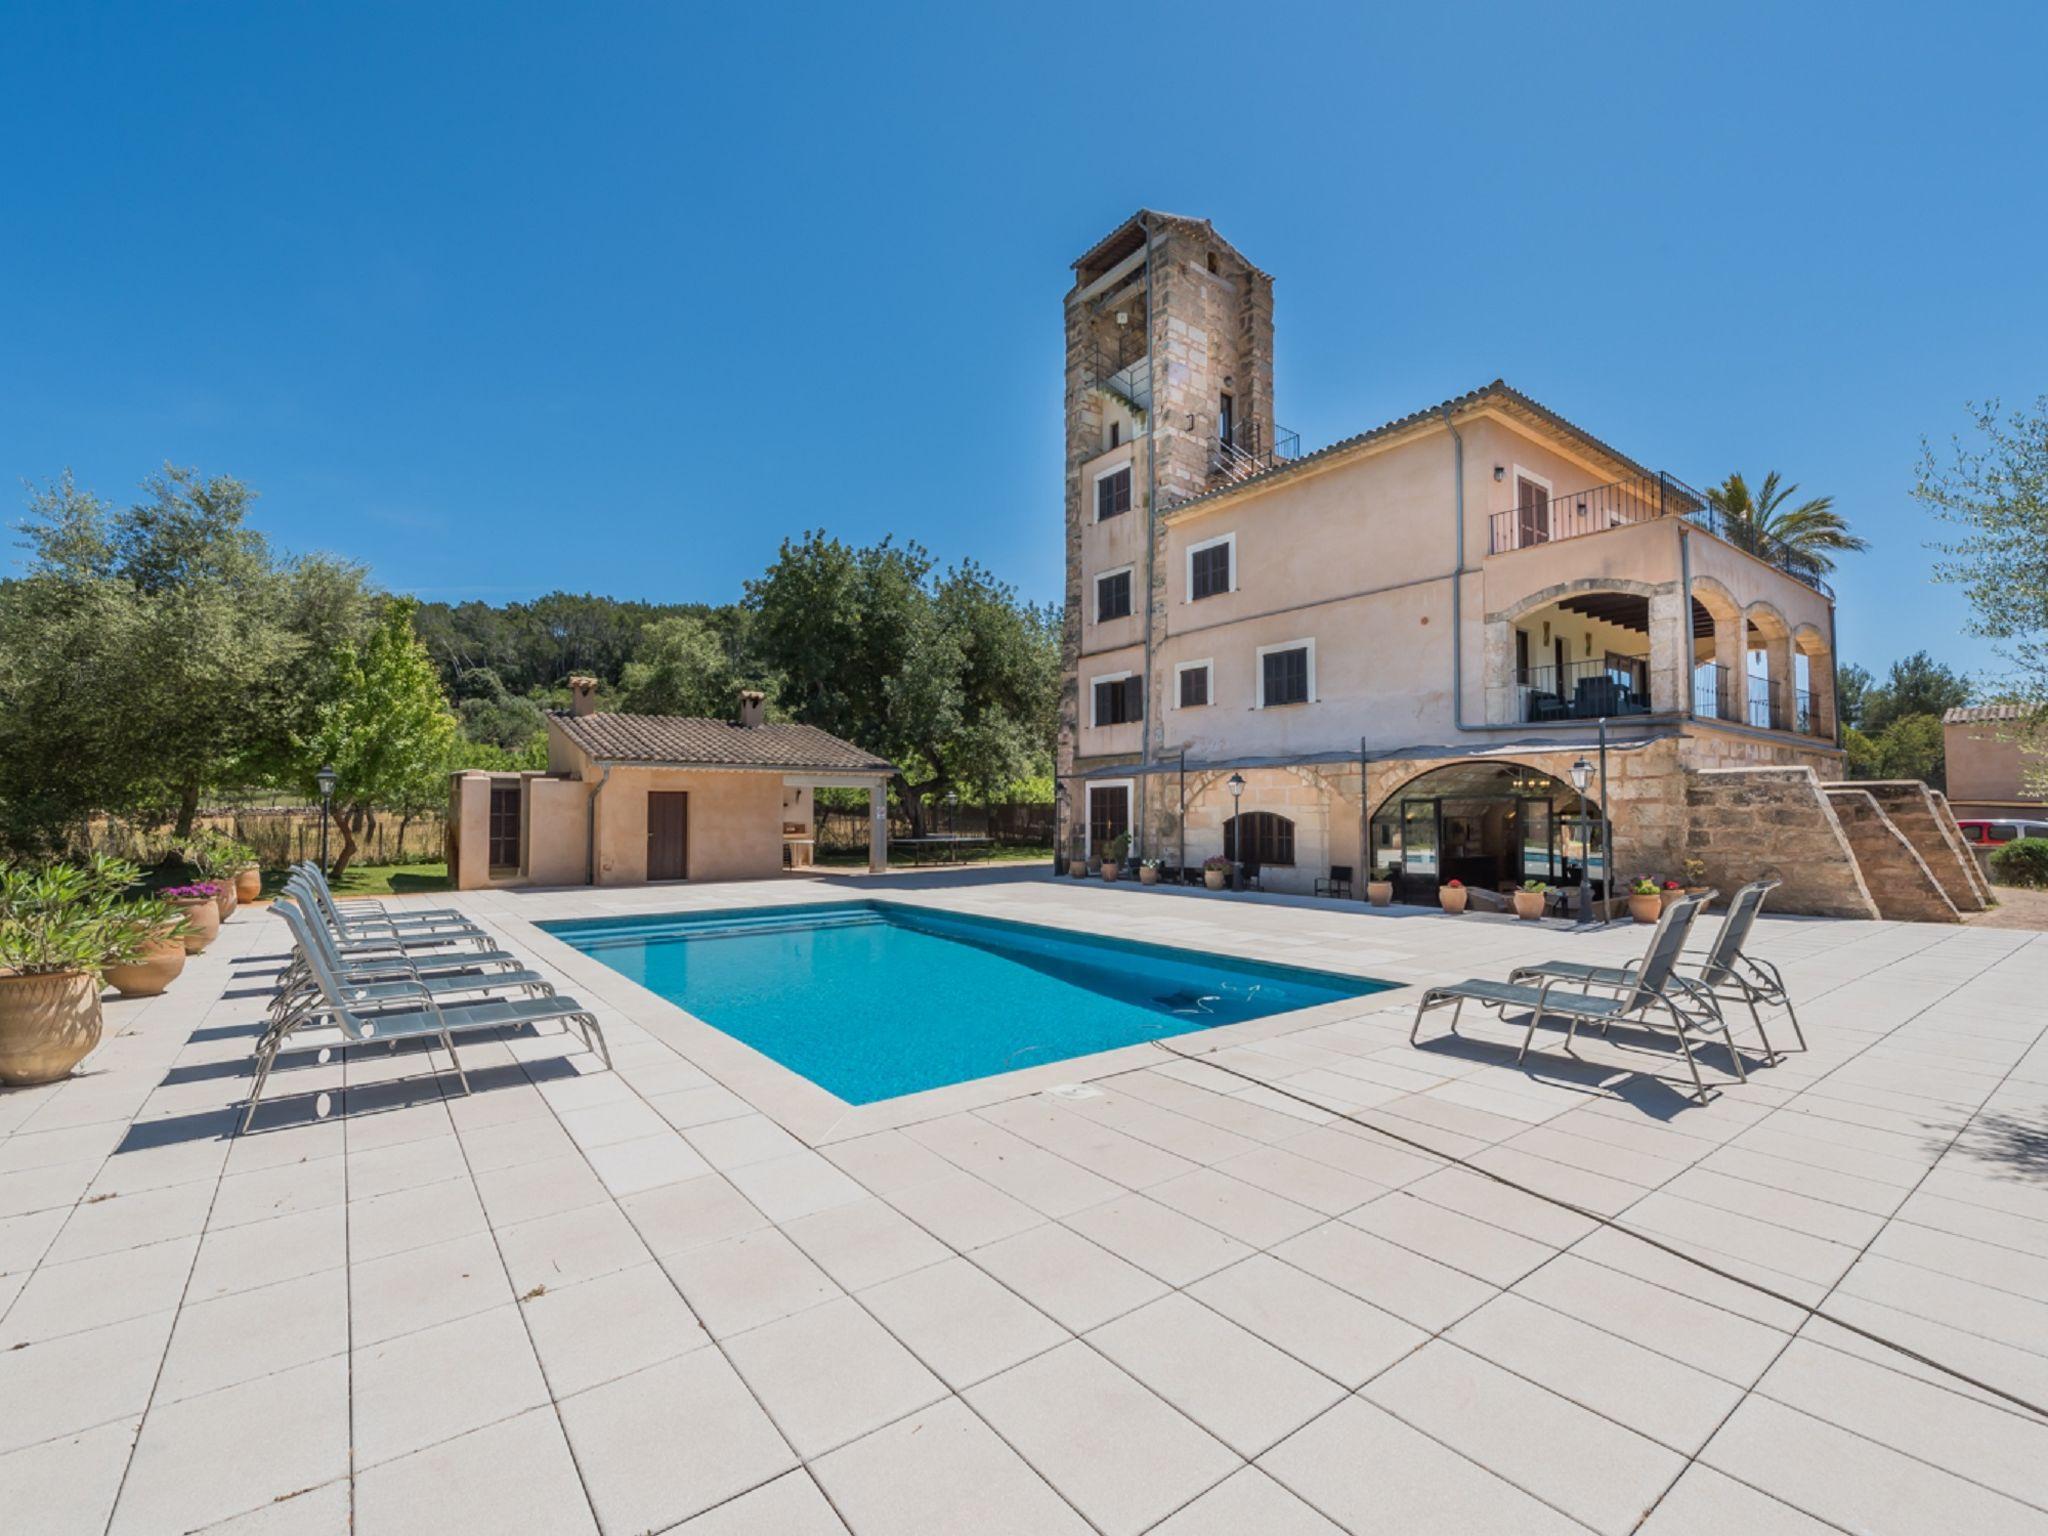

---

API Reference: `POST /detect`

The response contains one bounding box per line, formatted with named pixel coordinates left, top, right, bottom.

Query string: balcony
left=1517, top=657, right=1651, bottom=723
left=1084, top=340, right=1151, bottom=413
left=1692, top=665, right=1828, bottom=737
left=1488, top=472, right=1836, bottom=600
left=1208, top=419, right=1301, bottom=486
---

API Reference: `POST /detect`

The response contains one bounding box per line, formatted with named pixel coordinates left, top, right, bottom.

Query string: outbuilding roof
left=551, top=712, right=893, bottom=774
left=1943, top=704, right=2034, bottom=725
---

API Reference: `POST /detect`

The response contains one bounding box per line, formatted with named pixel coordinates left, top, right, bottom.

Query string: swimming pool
left=542, top=901, right=1391, bottom=1104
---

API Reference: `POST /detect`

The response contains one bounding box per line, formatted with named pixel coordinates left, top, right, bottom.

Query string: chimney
left=738, top=689, right=766, bottom=728
left=569, top=676, right=600, bottom=717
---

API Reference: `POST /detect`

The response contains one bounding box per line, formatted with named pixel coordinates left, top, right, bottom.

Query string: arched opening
left=1792, top=625, right=1833, bottom=737
left=1369, top=761, right=1604, bottom=908
left=1223, top=811, right=1295, bottom=871
left=1689, top=578, right=1744, bottom=720
left=1506, top=591, right=1653, bottom=721
left=1743, top=604, right=1793, bottom=731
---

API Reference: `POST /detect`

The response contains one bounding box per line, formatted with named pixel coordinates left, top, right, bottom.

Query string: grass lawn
left=259, top=861, right=451, bottom=897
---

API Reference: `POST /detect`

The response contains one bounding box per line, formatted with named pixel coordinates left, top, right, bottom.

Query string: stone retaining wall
left=1684, top=767, right=1879, bottom=920
left=1822, top=788, right=1962, bottom=923
left=1828, top=780, right=1987, bottom=913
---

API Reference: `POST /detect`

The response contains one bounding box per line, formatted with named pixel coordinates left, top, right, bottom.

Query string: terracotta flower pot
left=1439, top=885, right=1468, bottom=914
left=1627, top=892, right=1661, bottom=924
left=1068, top=859, right=1088, bottom=879
left=104, top=937, right=187, bottom=998
left=1513, top=890, right=1547, bottom=921
left=173, top=897, right=221, bottom=952
left=1657, top=887, right=1684, bottom=913
left=1367, top=881, right=1394, bottom=908
left=213, top=881, right=236, bottom=921
left=0, top=971, right=103, bottom=1086
left=234, top=864, right=262, bottom=903
left=1140, top=866, right=1159, bottom=885
left=1101, top=862, right=1121, bottom=882
left=1204, top=869, right=1226, bottom=890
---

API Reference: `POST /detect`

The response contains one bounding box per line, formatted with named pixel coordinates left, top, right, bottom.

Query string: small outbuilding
left=449, top=679, right=895, bottom=889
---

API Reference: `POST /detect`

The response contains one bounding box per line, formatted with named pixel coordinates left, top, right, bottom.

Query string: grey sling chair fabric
left=293, top=860, right=475, bottom=929
left=1410, top=892, right=1747, bottom=1105
left=264, top=897, right=554, bottom=1044
left=1506, top=880, right=1800, bottom=1059
left=290, top=862, right=484, bottom=942
left=281, top=873, right=491, bottom=955
left=244, top=899, right=611, bottom=1133
left=269, top=878, right=506, bottom=1007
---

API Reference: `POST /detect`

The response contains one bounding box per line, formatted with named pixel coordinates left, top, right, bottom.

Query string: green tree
left=1835, top=662, right=1873, bottom=730
left=299, top=599, right=460, bottom=876
left=1844, top=715, right=1948, bottom=788
left=1921, top=396, right=2048, bottom=793
left=616, top=613, right=777, bottom=719
left=1859, top=651, right=1973, bottom=735
left=748, top=533, right=1059, bottom=831
left=1706, top=471, right=1869, bottom=574
left=0, top=468, right=374, bottom=849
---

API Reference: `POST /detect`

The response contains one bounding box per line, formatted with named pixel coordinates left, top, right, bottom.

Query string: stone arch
left=1741, top=601, right=1794, bottom=730
left=1688, top=577, right=1744, bottom=719
left=1792, top=623, right=1835, bottom=737
left=1367, top=759, right=1607, bottom=905
left=1491, top=575, right=1666, bottom=627
left=1486, top=577, right=1678, bottom=720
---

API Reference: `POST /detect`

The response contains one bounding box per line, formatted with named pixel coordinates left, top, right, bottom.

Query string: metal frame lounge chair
left=1410, top=892, right=1748, bottom=1104
left=282, top=871, right=489, bottom=949
left=292, top=861, right=474, bottom=928
left=1506, top=879, right=1801, bottom=1059
left=244, top=899, right=610, bottom=1133
left=288, top=863, right=483, bottom=942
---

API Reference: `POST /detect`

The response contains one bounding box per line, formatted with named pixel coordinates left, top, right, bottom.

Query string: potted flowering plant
left=1438, top=876, right=1468, bottom=914
left=161, top=884, right=223, bottom=951
left=1626, top=876, right=1663, bottom=924
left=0, top=857, right=175, bottom=1085
left=1139, top=858, right=1162, bottom=886
left=1681, top=857, right=1711, bottom=898
left=1656, top=878, right=1686, bottom=914
left=103, top=893, right=191, bottom=998
left=1513, top=879, right=1550, bottom=921
left=1067, top=841, right=1088, bottom=879
left=1101, top=832, right=1130, bottom=881
left=1366, top=866, right=1395, bottom=907
left=1202, top=854, right=1231, bottom=891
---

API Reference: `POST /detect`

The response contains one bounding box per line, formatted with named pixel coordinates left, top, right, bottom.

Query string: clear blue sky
left=4, top=2, right=2043, bottom=682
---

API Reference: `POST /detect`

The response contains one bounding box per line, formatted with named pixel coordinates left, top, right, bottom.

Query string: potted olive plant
left=0, top=858, right=171, bottom=1085
left=1627, top=876, right=1662, bottom=924
left=1366, top=866, right=1395, bottom=907
left=103, top=893, right=190, bottom=998
left=1202, top=854, right=1231, bottom=891
left=1101, top=832, right=1130, bottom=882
left=1513, top=880, right=1550, bottom=921
left=1438, top=876, right=1468, bottom=914
left=1067, top=841, right=1088, bottom=879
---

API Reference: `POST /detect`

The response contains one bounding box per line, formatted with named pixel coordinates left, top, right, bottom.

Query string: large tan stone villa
left=1057, top=211, right=1985, bottom=921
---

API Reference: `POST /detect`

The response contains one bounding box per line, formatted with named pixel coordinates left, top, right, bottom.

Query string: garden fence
left=84, top=806, right=449, bottom=868
left=813, top=801, right=1053, bottom=853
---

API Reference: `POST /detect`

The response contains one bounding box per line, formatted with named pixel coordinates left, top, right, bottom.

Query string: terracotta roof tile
left=551, top=712, right=892, bottom=773
left=1943, top=704, right=2035, bottom=725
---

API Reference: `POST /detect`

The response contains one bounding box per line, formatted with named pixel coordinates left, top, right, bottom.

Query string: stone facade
left=1831, top=780, right=1988, bottom=913
left=1684, top=767, right=1879, bottom=920
left=1823, top=788, right=1961, bottom=923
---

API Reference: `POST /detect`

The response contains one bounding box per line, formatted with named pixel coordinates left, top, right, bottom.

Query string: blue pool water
left=542, top=901, right=1390, bottom=1104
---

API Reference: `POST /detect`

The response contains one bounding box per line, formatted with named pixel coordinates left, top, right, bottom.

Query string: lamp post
left=315, top=765, right=337, bottom=873
left=1226, top=772, right=1245, bottom=891
left=944, top=789, right=959, bottom=839
left=1569, top=756, right=1595, bottom=926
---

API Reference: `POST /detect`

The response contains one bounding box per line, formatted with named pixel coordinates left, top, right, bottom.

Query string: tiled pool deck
left=3, top=869, right=2046, bottom=1534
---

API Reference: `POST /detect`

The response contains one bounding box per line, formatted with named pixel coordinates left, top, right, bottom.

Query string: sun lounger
left=1410, top=892, right=1747, bottom=1104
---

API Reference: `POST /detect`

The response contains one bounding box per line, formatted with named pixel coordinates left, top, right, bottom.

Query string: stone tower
left=1057, top=212, right=1277, bottom=853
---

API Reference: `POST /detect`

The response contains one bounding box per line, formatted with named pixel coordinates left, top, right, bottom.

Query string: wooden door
left=1516, top=475, right=1550, bottom=546
left=647, top=792, right=689, bottom=881
left=1087, top=785, right=1129, bottom=854
left=488, top=782, right=522, bottom=871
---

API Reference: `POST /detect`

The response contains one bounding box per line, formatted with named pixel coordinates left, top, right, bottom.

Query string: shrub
left=1202, top=855, right=1232, bottom=872
left=1990, top=838, right=2048, bottom=890
left=0, top=857, right=184, bottom=975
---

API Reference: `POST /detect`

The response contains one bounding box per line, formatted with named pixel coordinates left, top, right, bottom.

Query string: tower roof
left=1070, top=210, right=1270, bottom=283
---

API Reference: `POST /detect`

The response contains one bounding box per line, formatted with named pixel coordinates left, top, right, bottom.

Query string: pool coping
left=478, top=883, right=1438, bottom=1145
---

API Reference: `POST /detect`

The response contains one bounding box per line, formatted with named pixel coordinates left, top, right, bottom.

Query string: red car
left=1955, top=818, right=2048, bottom=846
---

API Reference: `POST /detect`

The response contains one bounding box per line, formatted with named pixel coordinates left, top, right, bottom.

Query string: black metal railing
left=1487, top=470, right=1835, bottom=599
left=1518, top=657, right=1652, bottom=721
left=1208, top=420, right=1301, bottom=484
left=1746, top=675, right=1784, bottom=731
left=1083, top=340, right=1150, bottom=412
left=1794, top=688, right=1815, bottom=736
left=1693, top=663, right=1732, bottom=720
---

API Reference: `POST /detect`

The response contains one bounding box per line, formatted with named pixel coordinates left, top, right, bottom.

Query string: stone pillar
left=1647, top=588, right=1687, bottom=715
left=1805, top=650, right=1838, bottom=738
left=868, top=784, right=889, bottom=874
left=1710, top=618, right=1744, bottom=719
left=1764, top=633, right=1795, bottom=730
left=1482, top=618, right=1517, bottom=724
left=449, top=772, right=493, bottom=890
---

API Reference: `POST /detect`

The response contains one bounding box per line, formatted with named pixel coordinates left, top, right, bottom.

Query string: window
left=1092, top=674, right=1143, bottom=726
left=1206, top=251, right=1219, bottom=275
left=1218, top=391, right=1234, bottom=447
left=1224, top=811, right=1295, bottom=867
left=1094, top=568, right=1132, bottom=623
left=1188, top=534, right=1233, bottom=600
left=1096, top=466, right=1131, bottom=521
left=1514, top=469, right=1552, bottom=547
left=487, top=780, right=522, bottom=871
left=1176, top=661, right=1211, bottom=708
left=1108, top=421, right=1120, bottom=449
left=1258, top=641, right=1313, bottom=707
